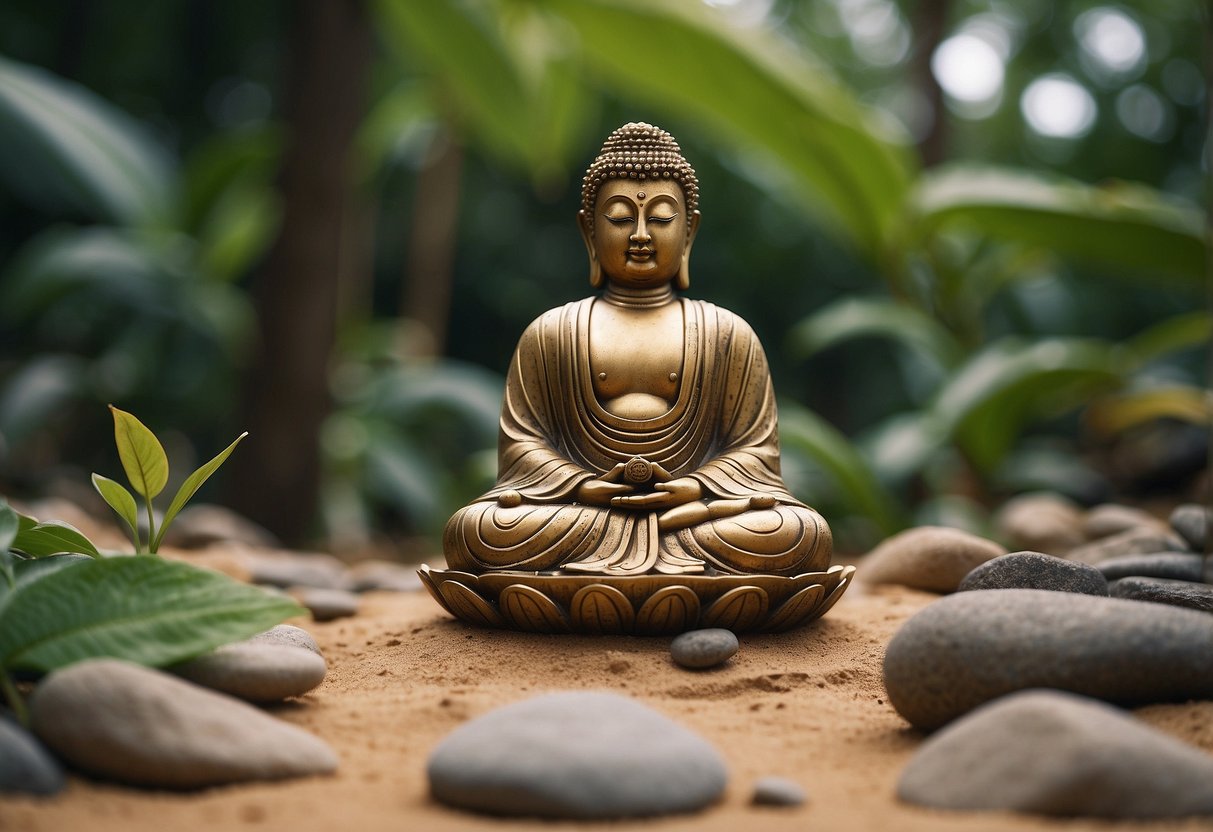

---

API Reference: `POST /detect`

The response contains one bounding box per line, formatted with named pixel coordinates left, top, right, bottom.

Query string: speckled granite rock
left=883, top=589, right=1213, bottom=730
left=958, top=551, right=1107, bottom=596
left=898, top=690, right=1213, bottom=817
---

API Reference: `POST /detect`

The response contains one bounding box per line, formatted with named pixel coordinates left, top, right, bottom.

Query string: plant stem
left=0, top=670, right=29, bottom=727
left=144, top=496, right=156, bottom=555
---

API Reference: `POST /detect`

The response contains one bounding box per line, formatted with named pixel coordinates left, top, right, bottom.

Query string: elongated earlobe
left=676, top=209, right=701, bottom=291
left=578, top=210, right=603, bottom=288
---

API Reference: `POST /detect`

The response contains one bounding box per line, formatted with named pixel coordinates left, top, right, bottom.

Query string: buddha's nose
left=630, top=218, right=650, bottom=243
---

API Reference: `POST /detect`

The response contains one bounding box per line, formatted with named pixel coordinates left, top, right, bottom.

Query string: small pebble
left=248, top=623, right=323, bottom=656
left=859, top=526, right=1006, bottom=593
left=164, top=504, right=280, bottom=550
left=0, top=717, right=65, bottom=796
left=342, top=559, right=424, bottom=593
left=1083, top=504, right=1164, bottom=541
left=1109, top=576, right=1213, bottom=614
left=898, top=690, right=1213, bottom=818
left=671, top=629, right=739, bottom=670
left=248, top=551, right=346, bottom=589
left=1066, top=528, right=1186, bottom=565
left=1170, top=504, right=1212, bottom=552
left=427, top=691, right=727, bottom=818
left=172, top=642, right=327, bottom=703
left=994, top=493, right=1084, bottom=555
left=958, top=551, right=1107, bottom=596
left=31, top=660, right=337, bottom=788
left=751, top=776, right=806, bottom=807
left=883, top=589, right=1213, bottom=730
left=293, top=587, right=360, bottom=621
left=1098, top=553, right=1208, bottom=583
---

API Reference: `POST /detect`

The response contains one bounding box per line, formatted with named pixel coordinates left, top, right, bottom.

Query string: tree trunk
left=401, top=131, right=464, bottom=356
left=910, top=0, right=950, bottom=167
left=227, top=0, right=372, bottom=543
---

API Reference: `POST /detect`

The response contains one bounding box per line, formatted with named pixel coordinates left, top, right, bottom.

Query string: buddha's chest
left=589, top=302, right=684, bottom=418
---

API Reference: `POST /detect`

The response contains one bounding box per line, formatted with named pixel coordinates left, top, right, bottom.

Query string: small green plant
left=93, top=405, right=247, bottom=554
left=0, top=410, right=301, bottom=726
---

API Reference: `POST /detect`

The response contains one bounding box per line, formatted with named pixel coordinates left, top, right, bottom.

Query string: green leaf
left=152, top=432, right=248, bottom=552
left=787, top=297, right=964, bottom=370
left=911, top=166, right=1207, bottom=285
left=0, top=556, right=305, bottom=673
left=1086, top=385, right=1213, bottom=436
left=92, top=473, right=139, bottom=543
left=0, top=55, right=174, bottom=226
left=375, top=0, right=535, bottom=167
left=0, top=502, right=19, bottom=555
left=541, top=0, right=914, bottom=252
left=0, top=554, right=92, bottom=619
left=12, top=521, right=101, bottom=559
left=109, top=405, right=169, bottom=499
left=1124, top=311, right=1213, bottom=366
left=778, top=403, right=907, bottom=536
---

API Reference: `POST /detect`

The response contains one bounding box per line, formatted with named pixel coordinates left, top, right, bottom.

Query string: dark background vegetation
left=0, top=0, right=1207, bottom=557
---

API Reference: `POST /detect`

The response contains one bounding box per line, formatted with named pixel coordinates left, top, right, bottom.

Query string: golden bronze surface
left=431, top=122, right=846, bottom=634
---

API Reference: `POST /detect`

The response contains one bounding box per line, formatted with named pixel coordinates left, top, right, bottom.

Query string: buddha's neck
left=602, top=282, right=676, bottom=309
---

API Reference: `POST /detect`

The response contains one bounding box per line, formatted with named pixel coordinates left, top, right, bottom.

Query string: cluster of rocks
left=868, top=497, right=1213, bottom=819
left=1, top=625, right=336, bottom=795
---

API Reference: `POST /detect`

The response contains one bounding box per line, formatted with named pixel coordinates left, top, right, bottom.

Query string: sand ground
left=3, top=578, right=1212, bottom=832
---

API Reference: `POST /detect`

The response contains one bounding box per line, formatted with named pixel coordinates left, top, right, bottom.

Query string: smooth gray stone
left=428, top=691, right=727, bottom=818
left=959, top=551, right=1107, bottom=596
left=248, top=623, right=323, bottom=656
left=1098, top=553, right=1208, bottom=583
left=294, top=587, right=360, bottom=621
left=172, top=642, right=327, bottom=703
left=670, top=629, right=739, bottom=669
left=859, top=526, right=1007, bottom=593
left=342, top=559, right=424, bottom=593
left=248, top=551, right=346, bottom=589
left=164, top=504, right=280, bottom=550
left=898, top=690, right=1213, bottom=818
left=1083, top=503, right=1163, bottom=541
left=1110, top=576, right=1213, bottom=613
left=0, top=717, right=65, bottom=796
left=994, top=493, right=1084, bottom=555
left=751, top=776, right=806, bottom=807
left=1170, top=504, right=1212, bottom=552
left=31, top=660, right=337, bottom=788
left=883, top=589, right=1213, bottom=730
left=1066, top=527, right=1185, bottom=565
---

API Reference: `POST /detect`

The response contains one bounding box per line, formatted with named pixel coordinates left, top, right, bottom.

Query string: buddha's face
left=582, top=179, right=699, bottom=288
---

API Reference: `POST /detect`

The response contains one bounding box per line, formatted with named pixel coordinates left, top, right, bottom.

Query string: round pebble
left=898, top=690, right=1213, bottom=818
left=1066, top=528, right=1186, bottom=565
left=670, top=629, right=739, bottom=669
left=1083, top=504, right=1164, bottom=540
left=958, top=551, right=1107, bottom=596
left=248, top=551, right=346, bottom=589
left=172, top=642, right=327, bottom=702
left=31, top=660, right=337, bottom=788
left=751, top=776, right=806, bottom=807
left=0, top=717, right=64, bottom=796
left=428, top=691, right=727, bottom=818
left=248, top=623, right=323, bottom=656
left=883, top=589, right=1213, bottom=730
left=859, top=526, right=1006, bottom=593
left=994, top=493, right=1084, bottom=555
left=1098, top=553, right=1207, bottom=583
left=1170, top=504, right=1212, bottom=552
left=1109, top=576, right=1213, bottom=613
left=293, top=587, right=360, bottom=621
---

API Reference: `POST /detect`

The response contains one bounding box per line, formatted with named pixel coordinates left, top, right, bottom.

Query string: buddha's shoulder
left=519, top=298, right=593, bottom=340
left=685, top=298, right=759, bottom=340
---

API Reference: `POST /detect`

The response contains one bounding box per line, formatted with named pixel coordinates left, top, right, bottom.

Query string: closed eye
left=604, top=215, right=634, bottom=224
left=648, top=214, right=677, bottom=223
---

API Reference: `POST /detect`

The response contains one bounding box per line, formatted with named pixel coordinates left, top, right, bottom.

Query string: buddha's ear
left=578, top=210, right=603, bottom=288
left=676, top=210, right=701, bottom=291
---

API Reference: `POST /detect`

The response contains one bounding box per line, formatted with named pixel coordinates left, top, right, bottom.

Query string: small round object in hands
left=497, top=490, right=523, bottom=507
left=624, top=457, right=653, bottom=484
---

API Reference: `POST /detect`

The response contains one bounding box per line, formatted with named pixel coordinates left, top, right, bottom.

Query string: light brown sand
left=2, top=580, right=1211, bottom=832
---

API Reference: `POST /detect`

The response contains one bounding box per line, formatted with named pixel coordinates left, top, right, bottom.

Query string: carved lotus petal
left=570, top=584, right=635, bottom=634
left=439, top=580, right=503, bottom=629
left=702, top=586, right=768, bottom=631
left=764, top=583, right=825, bottom=633
left=635, top=586, right=701, bottom=635
left=500, top=584, right=570, bottom=633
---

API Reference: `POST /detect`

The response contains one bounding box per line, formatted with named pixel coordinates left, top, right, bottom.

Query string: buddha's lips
left=627, top=248, right=654, bottom=258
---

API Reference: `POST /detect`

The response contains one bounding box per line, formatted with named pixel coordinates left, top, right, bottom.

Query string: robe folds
left=443, top=297, right=832, bottom=576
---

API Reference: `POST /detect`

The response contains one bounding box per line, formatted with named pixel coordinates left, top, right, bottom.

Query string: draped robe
left=443, top=297, right=832, bottom=576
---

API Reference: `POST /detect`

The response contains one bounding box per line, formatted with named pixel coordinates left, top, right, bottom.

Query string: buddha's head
left=579, top=123, right=701, bottom=290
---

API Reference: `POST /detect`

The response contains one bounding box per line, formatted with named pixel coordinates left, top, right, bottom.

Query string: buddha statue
left=442, top=123, right=833, bottom=579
